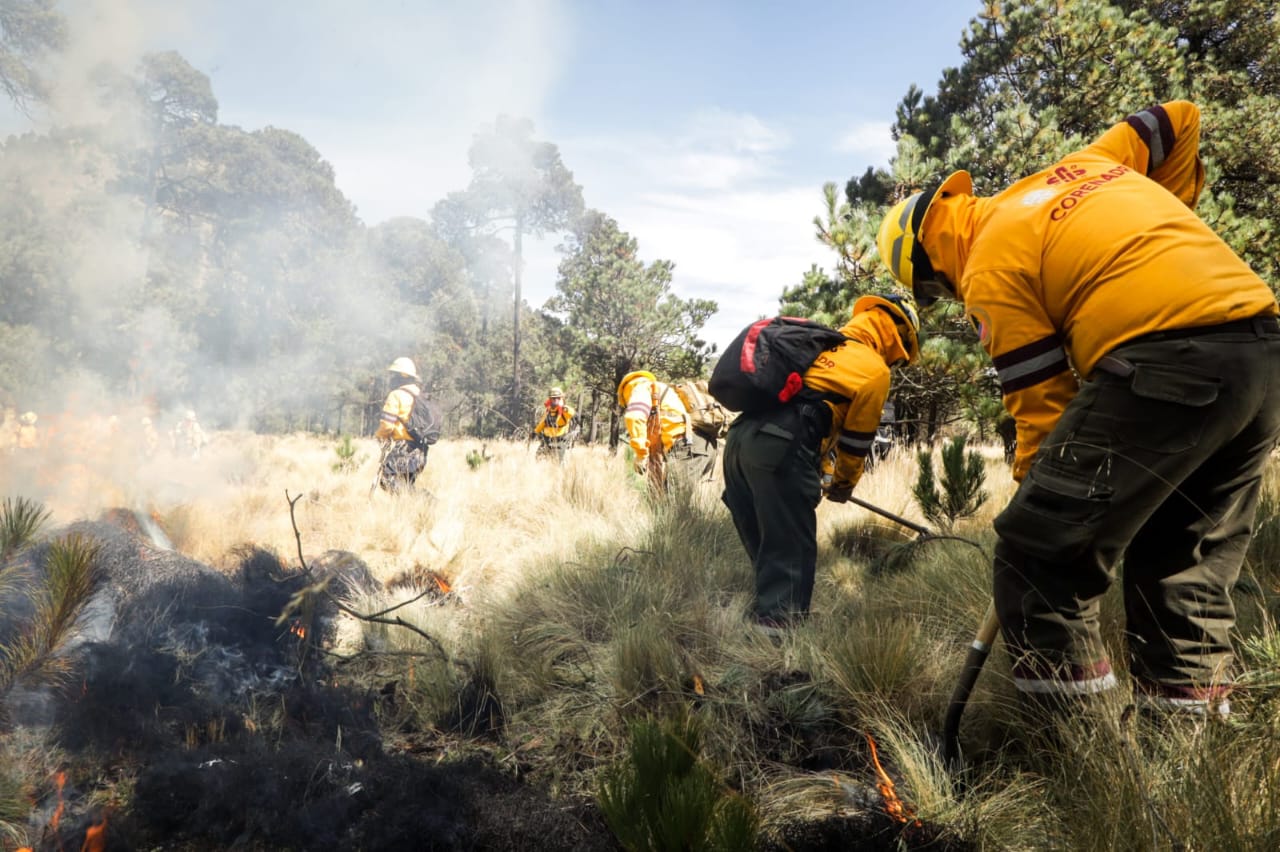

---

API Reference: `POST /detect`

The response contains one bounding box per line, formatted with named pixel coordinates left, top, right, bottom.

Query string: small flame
left=290, top=621, right=307, bottom=639
left=81, top=816, right=108, bottom=852
left=864, top=734, right=921, bottom=827
left=430, top=572, right=452, bottom=594
left=51, top=771, right=67, bottom=832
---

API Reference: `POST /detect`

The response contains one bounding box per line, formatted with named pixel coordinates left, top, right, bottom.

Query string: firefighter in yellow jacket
left=15, top=411, right=39, bottom=451
left=534, top=387, right=575, bottom=462
left=617, top=370, right=711, bottom=491
left=721, top=294, right=920, bottom=631
left=877, top=101, right=1280, bottom=718
left=375, top=357, right=428, bottom=492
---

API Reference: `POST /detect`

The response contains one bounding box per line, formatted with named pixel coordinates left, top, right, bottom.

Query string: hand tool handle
left=942, top=602, right=999, bottom=767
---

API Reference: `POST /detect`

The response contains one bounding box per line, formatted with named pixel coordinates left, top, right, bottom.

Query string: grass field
left=3, top=431, right=1280, bottom=850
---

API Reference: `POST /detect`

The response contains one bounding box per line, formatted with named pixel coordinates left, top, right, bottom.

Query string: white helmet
left=388, top=356, right=418, bottom=379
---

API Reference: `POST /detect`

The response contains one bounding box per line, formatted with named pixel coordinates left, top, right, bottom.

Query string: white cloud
left=683, top=107, right=791, bottom=154
left=615, top=187, right=824, bottom=347
left=520, top=109, right=839, bottom=351
left=834, top=119, right=895, bottom=166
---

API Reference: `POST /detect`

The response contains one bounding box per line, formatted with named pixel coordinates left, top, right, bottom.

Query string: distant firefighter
left=15, top=411, right=39, bottom=450
left=139, top=416, right=160, bottom=458
left=171, top=409, right=207, bottom=459
left=533, top=386, right=575, bottom=462
left=616, top=370, right=713, bottom=492
left=375, top=357, right=439, bottom=492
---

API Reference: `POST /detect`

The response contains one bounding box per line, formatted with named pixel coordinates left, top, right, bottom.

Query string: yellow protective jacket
left=804, top=308, right=908, bottom=491
left=619, top=375, right=689, bottom=465
left=375, top=383, right=421, bottom=442
left=534, top=401, right=575, bottom=438
left=919, top=101, right=1279, bottom=481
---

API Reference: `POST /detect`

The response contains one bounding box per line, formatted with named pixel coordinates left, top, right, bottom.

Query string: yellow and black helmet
left=852, top=292, right=922, bottom=364
left=876, top=170, right=972, bottom=306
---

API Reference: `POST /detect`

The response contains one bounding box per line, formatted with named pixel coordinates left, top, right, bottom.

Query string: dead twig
left=286, top=490, right=310, bottom=573
left=280, top=491, right=470, bottom=674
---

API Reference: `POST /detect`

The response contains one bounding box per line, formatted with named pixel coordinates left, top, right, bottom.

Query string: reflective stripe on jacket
left=920, top=101, right=1278, bottom=480
left=803, top=309, right=905, bottom=491
left=622, top=378, right=688, bottom=464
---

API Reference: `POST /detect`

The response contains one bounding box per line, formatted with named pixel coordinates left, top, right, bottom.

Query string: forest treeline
left=0, top=0, right=1276, bottom=443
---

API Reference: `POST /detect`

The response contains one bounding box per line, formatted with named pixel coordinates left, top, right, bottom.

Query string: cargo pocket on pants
left=995, top=465, right=1112, bottom=563
left=1110, top=358, right=1220, bottom=453
left=750, top=421, right=797, bottom=472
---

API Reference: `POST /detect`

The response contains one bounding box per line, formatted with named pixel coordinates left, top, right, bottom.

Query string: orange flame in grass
left=430, top=571, right=451, bottom=594
left=51, top=771, right=67, bottom=833
left=290, top=621, right=307, bottom=639
left=16, top=774, right=108, bottom=852
left=80, top=816, right=107, bottom=852
left=864, top=734, right=921, bottom=827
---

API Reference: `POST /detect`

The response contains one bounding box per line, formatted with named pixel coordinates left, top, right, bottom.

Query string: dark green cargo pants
left=993, top=317, right=1280, bottom=710
left=721, top=404, right=826, bottom=622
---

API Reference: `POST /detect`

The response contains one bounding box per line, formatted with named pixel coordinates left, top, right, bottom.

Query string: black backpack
left=403, top=389, right=441, bottom=446
left=709, top=317, right=849, bottom=413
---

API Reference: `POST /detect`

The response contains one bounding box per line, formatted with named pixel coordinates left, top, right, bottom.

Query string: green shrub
left=913, top=436, right=987, bottom=531
left=331, top=434, right=360, bottom=473
left=0, top=496, right=48, bottom=561
left=599, top=713, right=758, bottom=851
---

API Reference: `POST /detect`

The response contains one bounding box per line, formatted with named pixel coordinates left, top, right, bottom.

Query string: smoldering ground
left=1, top=515, right=618, bottom=851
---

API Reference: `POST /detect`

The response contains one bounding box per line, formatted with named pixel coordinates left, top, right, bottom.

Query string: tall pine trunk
left=511, top=213, right=524, bottom=420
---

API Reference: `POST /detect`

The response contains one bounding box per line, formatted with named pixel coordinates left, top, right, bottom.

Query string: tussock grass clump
left=816, top=613, right=946, bottom=722
left=0, top=768, right=26, bottom=848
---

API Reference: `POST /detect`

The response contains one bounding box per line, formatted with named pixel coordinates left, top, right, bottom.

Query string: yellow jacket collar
left=919, top=192, right=987, bottom=296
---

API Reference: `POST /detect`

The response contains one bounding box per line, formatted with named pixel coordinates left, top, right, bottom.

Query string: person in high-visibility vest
left=15, top=411, right=39, bottom=450
left=533, top=387, right=575, bottom=462
left=617, top=370, right=712, bottom=493
left=876, top=101, right=1280, bottom=721
left=720, top=295, right=920, bottom=635
left=374, top=356, right=429, bottom=492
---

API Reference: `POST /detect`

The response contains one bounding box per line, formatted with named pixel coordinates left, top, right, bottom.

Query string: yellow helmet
left=617, top=370, right=656, bottom=406
left=549, top=386, right=564, bottom=398
left=852, top=292, right=922, bottom=365
left=876, top=170, right=972, bottom=306
left=20, top=411, right=37, bottom=425
left=388, top=356, right=418, bottom=379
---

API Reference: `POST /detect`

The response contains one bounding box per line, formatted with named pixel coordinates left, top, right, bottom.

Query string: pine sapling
left=332, top=434, right=360, bottom=473
left=913, top=435, right=988, bottom=531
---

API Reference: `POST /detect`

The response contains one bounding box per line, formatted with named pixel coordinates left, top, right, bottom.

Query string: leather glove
left=824, top=483, right=853, bottom=504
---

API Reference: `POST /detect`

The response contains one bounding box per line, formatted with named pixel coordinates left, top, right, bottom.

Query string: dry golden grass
left=7, top=428, right=1280, bottom=850
left=7, top=433, right=653, bottom=596
left=8, top=429, right=1012, bottom=598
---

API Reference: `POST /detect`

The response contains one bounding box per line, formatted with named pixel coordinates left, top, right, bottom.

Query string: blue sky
left=17, top=0, right=979, bottom=349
